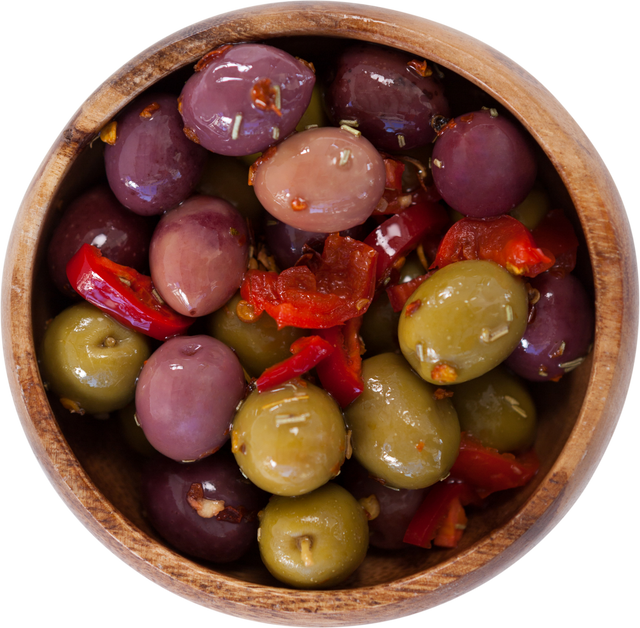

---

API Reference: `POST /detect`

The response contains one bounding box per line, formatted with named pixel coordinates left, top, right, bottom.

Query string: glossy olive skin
left=258, top=483, right=369, bottom=588
left=149, top=195, right=249, bottom=317
left=47, top=185, right=153, bottom=298
left=398, top=260, right=528, bottom=385
left=142, top=451, right=268, bottom=564
left=207, top=292, right=306, bottom=377
left=360, top=294, right=400, bottom=356
left=40, top=302, right=150, bottom=415
left=135, top=335, right=245, bottom=462
left=232, top=380, right=346, bottom=496
left=340, top=459, right=427, bottom=549
left=344, top=353, right=460, bottom=490
left=451, top=365, right=537, bottom=452
left=253, top=126, right=386, bottom=233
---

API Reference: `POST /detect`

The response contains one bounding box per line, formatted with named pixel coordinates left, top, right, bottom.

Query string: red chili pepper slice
left=531, top=209, right=579, bottom=275
left=431, top=215, right=555, bottom=278
left=364, top=197, right=450, bottom=287
left=449, top=433, right=540, bottom=499
left=383, top=156, right=405, bottom=191
left=240, top=234, right=377, bottom=329
left=403, top=481, right=475, bottom=549
left=255, top=335, right=334, bottom=392
left=66, top=244, right=193, bottom=341
left=315, top=317, right=365, bottom=407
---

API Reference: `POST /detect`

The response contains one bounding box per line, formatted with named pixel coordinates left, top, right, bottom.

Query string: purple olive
left=179, top=43, right=315, bottom=156
left=105, top=92, right=207, bottom=215
left=506, top=271, right=594, bottom=381
left=47, top=185, right=153, bottom=298
left=325, top=43, right=450, bottom=152
left=341, top=460, right=427, bottom=550
left=253, top=127, right=385, bottom=233
left=149, top=195, right=249, bottom=317
left=135, top=335, right=245, bottom=462
left=431, top=109, right=537, bottom=217
left=141, top=451, right=268, bottom=563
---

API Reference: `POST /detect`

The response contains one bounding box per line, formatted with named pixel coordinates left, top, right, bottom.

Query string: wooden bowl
left=3, top=2, right=637, bottom=624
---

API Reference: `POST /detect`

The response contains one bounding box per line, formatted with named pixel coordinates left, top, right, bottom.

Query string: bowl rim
left=3, top=1, right=637, bottom=624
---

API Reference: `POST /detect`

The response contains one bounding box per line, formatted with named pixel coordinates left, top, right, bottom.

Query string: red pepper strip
left=431, top=215, right=555, bottom=278
left=66, top=244, right=193, bottom=341
left=364, top=198, right=450, bottom=287
left=531, top=209, right=579, bottom=275
left=449, top=433, right=540, bottom=499
left=240, top=234, right=377, bottom=329
left=255, top=335, right=334, bottom=392
left=315, top=317, right=364, bottom=407
left=403, top=481, right=475, bottom=549
left=386, top=272, right=435, bottom=312
left=383, top=157, right=405, bottom=191
left=433, top=496, right=467, bottom=548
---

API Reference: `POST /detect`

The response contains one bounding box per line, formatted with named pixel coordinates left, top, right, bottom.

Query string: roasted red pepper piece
left=240, top=234, right=377, bottom=329
left=449, top=433, right=540, bottom=499
left=255, top=335, right=334, bottom=392
left=432, top=496, right=467, bottom=548
left=315, top=317, right=365, bottom=407
left=66, top=244, right=193, bottom=341
left=364, top=197, right=450, bottom=287
left=531, top=209, right=579, bottom=275
left=431, top=215, right=555, bottom=278
left=383, top=156, right=405, bottom=191
left=385, top=271, right=434, bottom=312
left=403, top=481, right=475, bottom=549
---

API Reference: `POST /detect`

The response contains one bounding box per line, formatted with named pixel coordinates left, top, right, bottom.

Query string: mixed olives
left=39, top=37, right=594, bottom=588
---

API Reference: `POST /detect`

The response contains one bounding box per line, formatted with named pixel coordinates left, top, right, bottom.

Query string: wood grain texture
left=2, top=2, right=637, bottom=624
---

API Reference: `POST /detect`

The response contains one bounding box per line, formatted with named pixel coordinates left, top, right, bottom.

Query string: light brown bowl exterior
left=3, top=2, right=637, bottom=624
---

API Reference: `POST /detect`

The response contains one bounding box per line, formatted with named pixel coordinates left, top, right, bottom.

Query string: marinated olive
left=450, top=365, right=537, bottom=452
left=104, top=92, right=207, bottom=215
left=47, top=185, right=153, bottom=298
left=195, top=152, right=264, bottom=224
left=258, top=483, right=368, bottom=588
left=232, top=379, right=346, bottom=496
left=506, top=271, right=594, bottom=381
left=360, top=294, right=400, bottom=356
left=149, top=195, right=249, bottom=317
left=253, top=126, right=386, bottom=233
left=179, top=43, right=315, bottom=156
left=340, top=459, right=427, bottom=549
left=135, top=335, right=245, bottom=462
left=398, top=260, right=528, bottom=385
left=207, top=292, right=306, bottom=377
left=40, top=302, right=150, bottom=415
left=509, top=184, right=551, bottom=230
left=142, top=451, right=268, bottom=564
left=344, top=353, right=460, bottom=490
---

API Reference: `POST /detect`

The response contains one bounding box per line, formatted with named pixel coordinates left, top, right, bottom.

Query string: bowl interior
left=30, top=32, right=593, bottom=590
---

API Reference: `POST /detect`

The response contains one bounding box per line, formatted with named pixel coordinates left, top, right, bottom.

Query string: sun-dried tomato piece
left=194, top=44, right=234, bottom=72
left=407, top=59, right=433, bottom=77
left=250, top=77, right=282, bottom=116
left=139, top=102, right=160, bottom=119
left=248, top=145, right=278, bottom=185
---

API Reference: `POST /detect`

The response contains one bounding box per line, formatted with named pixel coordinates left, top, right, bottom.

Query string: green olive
left=450, top=365, right=537, bottom=452
left=344, top=353, right=460, bottom=490
left=360, top=294, right=399, bottom=356
left=295, top=82, right=329, bottom=132
left=40, top=302, right=150, bottom=415
left=195, top=153, right=264, bottom=223
left=207, top=292, right=306, bottom=377
left=509, top=184, right=551, bottom=230
left=117, top=402, right=156, bottom=457
left=232, top=379, right=346, bottom=496
left=398, top=260, right=528, bottom=385
left=258, top=483, right=368, bottom=588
